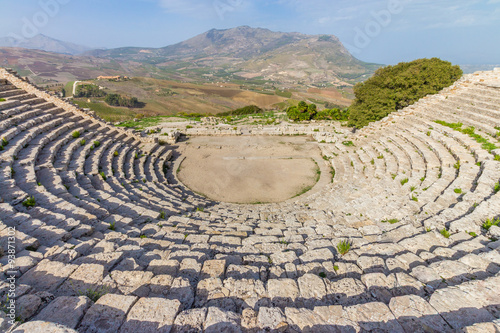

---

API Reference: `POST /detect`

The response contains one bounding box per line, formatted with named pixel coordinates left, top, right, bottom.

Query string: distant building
left=97, top=75, right=129, bottom=81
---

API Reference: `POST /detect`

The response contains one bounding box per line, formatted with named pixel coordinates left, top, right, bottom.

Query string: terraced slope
left=1, top=67, right=500, bottom=332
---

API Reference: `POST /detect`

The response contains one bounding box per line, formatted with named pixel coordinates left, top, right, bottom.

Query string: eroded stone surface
left=33, top=296, right=92, bottom=329
left=78, top=294, right=137, bottom=333
left=120, top=297, right=181, bottom=333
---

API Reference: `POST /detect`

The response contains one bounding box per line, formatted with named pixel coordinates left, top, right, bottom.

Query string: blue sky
left=1, top=0, right=499, bottom=65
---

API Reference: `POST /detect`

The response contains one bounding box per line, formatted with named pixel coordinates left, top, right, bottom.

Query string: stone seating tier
left=1, top=68, right=500, bottom=332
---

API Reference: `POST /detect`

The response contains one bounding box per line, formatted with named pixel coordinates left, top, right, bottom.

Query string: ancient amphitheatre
left=0, top=66, right=499, bottom=332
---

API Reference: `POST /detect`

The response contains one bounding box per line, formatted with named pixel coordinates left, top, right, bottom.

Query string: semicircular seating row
left=1, top=68, right=500, bottom=333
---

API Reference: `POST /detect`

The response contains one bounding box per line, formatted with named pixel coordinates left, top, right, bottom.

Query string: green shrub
left=80, top=139, right=86, bottom=146
left=114, top=151, right=119, bottom=157
left=337, top=239, right=352, bottom=255
left=0, top=98, right=5, bottom=102
left=440, top=228, right=451, bottom=238
left=348, top=58, right=462, bottom=128
left=108, top=221, right=116, bottom=230
left=22, top=196, right=36, bottom=207
left=494, top=183, right=500, bottom=193
left=105, top=93, right=140, bottom=108
left=454, top=188, right=462, bottom=194
left=100, top=172, right=107, bottom=180
left=93, top=141, right=101, bottom=147
left=159, top=210, right=166, bottom=219
left=400, top=178, right=409, bottom=185
left=75, top=285, right=108, bottom=302
left=286, top=101, right=317, bottom=121
left=342, top=141, right=354, bottom=147
left=1, top=137, right=8, bottom=146
left=411, top=195, right=419, bottom=202
left=72, top=131, right=80, bottom=139
left=482, top=218, right=500, bottom=230
left=74, top=84, right=106, bottom=98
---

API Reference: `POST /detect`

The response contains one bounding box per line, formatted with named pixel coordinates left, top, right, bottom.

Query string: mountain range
left=0, top=26, right=379, bottom=85
left=0, top=34, right=91, bottom=55
left=87, top=26, right=379, bottom=84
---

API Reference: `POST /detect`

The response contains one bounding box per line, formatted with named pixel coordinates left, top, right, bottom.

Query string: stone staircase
left=0, top=67, right=500, bottom=332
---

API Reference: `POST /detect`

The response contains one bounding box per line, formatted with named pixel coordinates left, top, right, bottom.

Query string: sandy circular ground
left=176, top=136, right=322, bottom=203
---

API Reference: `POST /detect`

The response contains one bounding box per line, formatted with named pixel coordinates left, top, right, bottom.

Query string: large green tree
left=348, top=58, right=463, bottom=128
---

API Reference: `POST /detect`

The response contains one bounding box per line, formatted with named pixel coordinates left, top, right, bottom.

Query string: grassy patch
left=64, top=81, right=75, bottom=97
left=381, top=218, right=399, bottom=224
left=73, top=100, right=137, bottom=122
left=117, top=115, right=171, bottom=130
left=435, top=120, right=498, bottom=153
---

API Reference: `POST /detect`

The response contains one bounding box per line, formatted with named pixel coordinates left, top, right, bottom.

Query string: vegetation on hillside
left=217, top=105, right=264, bottom=117
left=286, top=101, right=349, bottom=122
left=74, top=83, right=141, bottom=109
left=105, top=94, right=140, bottom=108
left=75, top=84, right=106, bottom=98
left=348, top=58, right=463, bottom=128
